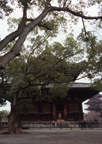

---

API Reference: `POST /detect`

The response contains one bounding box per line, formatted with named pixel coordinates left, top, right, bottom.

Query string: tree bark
left=0, top=8, right=50, bottom=69
left=7, top=92, right=25, bottom=134
left=8, top=106, right=19, bottom=134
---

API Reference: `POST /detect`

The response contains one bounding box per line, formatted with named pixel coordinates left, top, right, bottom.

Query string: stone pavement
left=0, top=129, right=102, bottom=144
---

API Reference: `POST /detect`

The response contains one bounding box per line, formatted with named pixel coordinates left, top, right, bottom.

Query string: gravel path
left=0, top=129, right=102, bottom=144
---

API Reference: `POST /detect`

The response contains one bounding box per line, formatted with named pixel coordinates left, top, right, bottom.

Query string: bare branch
left=82, top=18, right=96, bottom=52
left=82, top=18, right=87, bottom=35
left=49, top=6, right=102, bottom=20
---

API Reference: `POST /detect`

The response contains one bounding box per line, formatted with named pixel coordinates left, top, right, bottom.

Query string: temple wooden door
left=53, top=103, right=68, bottom=120
left=56, top=104, right=64, bottom=119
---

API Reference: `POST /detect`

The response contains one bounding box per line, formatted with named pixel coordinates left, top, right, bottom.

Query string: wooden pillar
left=0, top=116, right=1, bottom=129
left=80, top=102, right=84, bottom=120
left=53, top=104, right=56, bottom=120
left=64, top=104, right=67, bottom=119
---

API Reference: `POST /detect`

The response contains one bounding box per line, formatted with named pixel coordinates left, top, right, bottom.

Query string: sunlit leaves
left=7, top=18, right=22, bottom=31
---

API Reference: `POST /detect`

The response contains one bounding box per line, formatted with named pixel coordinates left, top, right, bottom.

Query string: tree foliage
left=0, top=0, right=13, bottom=19
left=0, top=0, right=102, bottom=68
left=0, top=31, right=86, bottom=134
left=0, top=110, right=9, bottom=122
left=0, top=32, right=84, bottom=104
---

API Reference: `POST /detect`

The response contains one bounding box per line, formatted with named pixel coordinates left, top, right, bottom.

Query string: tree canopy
left=0, top=33, right=84, bottom=105
left=0, top=0, right=102, bottom=68
left=0, top=31, right=87, bottom=133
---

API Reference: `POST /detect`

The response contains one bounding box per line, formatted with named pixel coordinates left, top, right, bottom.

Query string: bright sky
left=0, top=2, right=101, bottom=113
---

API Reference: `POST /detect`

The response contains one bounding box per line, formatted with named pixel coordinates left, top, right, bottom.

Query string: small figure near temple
left=58, top=113, right=62, bottom=119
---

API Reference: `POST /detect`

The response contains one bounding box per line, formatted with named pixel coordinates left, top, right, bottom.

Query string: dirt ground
left=0, top=129, right=102, bottom=144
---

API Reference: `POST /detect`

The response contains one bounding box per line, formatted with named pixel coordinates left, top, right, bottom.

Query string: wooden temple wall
left=16, top=101, right=83, bottom=122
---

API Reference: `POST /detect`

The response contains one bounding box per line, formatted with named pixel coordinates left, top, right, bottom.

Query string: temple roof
left=45, top=82, right=99, bottom=102
left=45, top=82, right=91, bottom=88
left=70, top=82, right=91, bottom=88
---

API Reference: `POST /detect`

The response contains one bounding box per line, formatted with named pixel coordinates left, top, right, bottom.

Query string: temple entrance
left=56, top=104, right=64, bottom=119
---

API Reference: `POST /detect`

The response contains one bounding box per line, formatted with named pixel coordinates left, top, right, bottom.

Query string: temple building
left=16, top=83, right=99, bottom=122
left=84, top=93, right=102, bottom=112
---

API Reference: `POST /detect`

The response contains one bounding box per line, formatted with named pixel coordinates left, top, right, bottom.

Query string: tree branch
left=82, top=18, right=96, bottom=52
left=45, top=0, right=51, bottom=8
left=49, top=6, right=102, bottom=20
left=38, top=23, right=52, bottom=30
left=1, top=5, right=102, bottom=69
left=0, top=30, right=20, bottom=51
left=0, top=8, right=50, bottom=69
left=0, top=5, right=28, bottom=51
left=22, top=34, right=51, bottom=81
left=26, top=19, right=52, bottom=30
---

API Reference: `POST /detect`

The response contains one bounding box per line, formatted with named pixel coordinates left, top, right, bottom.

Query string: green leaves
left=17, top=99, right=33, bottom=114
left=7, top=18, right=22, bottom=32
left=91, top=79, right=102, bottom=91
left=49, top=84, right=69, bottom=99
left=0, top=110, right=9, bottom=121
left=0, top=0, right=13, bottom=19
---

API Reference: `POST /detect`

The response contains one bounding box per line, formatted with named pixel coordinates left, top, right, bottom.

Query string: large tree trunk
left=7, top=106, right=23, bottom=134
left=7, top=92, right=25, bottom=134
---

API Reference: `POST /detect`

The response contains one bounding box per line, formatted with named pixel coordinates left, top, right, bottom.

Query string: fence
left=1, top=121, right=102, bottom=130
